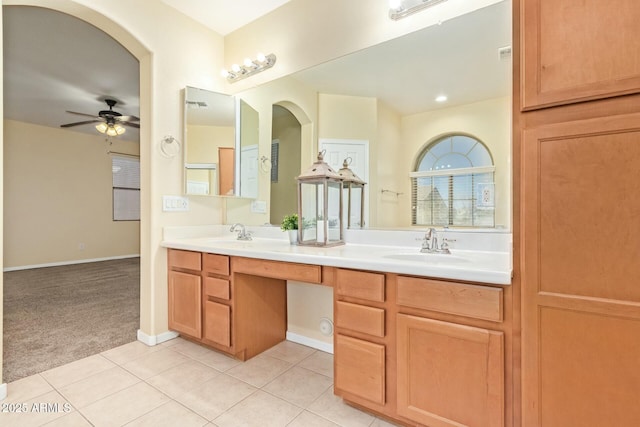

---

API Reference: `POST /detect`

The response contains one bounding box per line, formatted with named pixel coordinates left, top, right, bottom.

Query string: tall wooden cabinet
left=519, top=1, right=640, bottom=425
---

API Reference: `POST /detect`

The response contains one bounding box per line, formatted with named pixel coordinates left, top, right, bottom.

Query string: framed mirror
left=183, top=87, right=258, bottom=198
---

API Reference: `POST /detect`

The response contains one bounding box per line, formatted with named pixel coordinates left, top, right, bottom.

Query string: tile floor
left=0, top=338, right=399, bottom=427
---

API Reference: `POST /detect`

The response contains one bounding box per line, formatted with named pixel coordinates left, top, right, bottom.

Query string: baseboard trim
left=137, top=329, right=179, bottom=346
left=3, top=254, right=140, bottom=272
left=286, top=331, right=333, bottom=354
left=0, top=383, right=7, bottom=401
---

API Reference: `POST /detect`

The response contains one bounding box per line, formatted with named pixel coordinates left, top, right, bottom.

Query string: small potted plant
left=281, top=213, right=299, bottom=244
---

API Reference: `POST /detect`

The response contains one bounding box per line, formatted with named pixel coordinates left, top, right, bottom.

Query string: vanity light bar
left=389, top=0, right=448, bottom=20
left=222, top=53, right=277, bottom=83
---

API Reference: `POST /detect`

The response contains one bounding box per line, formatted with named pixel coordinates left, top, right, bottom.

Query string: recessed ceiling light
left=435, top=95, right=448, bottom=102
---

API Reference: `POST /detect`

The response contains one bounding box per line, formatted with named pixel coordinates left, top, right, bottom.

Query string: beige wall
left=375, top=101, right=403, bottom=228
left=287, top=281, right=333, bottom=346
left=186, top=124, right=234, bottom=164
left=4, top=120, right=140, bottom=268
left=270, top=108, right=301, bottom=225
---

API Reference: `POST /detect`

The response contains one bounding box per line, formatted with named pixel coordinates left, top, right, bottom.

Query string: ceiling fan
left=60, top=98, right=139, bottom=137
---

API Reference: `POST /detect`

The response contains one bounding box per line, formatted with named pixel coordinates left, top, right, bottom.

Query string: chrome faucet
left=229, top=223, right=252, bottom=241
left=420, top=228, right=450, bottom=254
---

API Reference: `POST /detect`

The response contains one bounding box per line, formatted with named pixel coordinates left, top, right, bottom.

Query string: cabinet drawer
left=203, top=253, right=230, bottom=276
left=204, top=301, right=231, bottom=347
left=336, top=269, right=385, bottom=302
left=335, top=301, right=385, bottom=337
left=168, top=249, right=201, bottom=271
left=233, top=257, right=321, bottom=283
left=335, top=334, right=385, bottom=405
left=204, top=277, right=230, bottom=300
left=397, top=276, right=503, bottom=322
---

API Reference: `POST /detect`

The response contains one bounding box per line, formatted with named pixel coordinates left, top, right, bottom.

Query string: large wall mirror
left=234, top=0, right=511, bottom=230
left=184, top=87, right=259, bottom=198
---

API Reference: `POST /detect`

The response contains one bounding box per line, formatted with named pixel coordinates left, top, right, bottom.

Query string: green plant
left=281, top=213, right=299, bottom=231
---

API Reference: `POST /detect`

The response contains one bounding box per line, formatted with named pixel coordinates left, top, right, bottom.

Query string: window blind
left=271, top=140, right=279, bottom=183
left=112, top=155, right=140, bottom=221
left=411, top=167, right=495, bottom=227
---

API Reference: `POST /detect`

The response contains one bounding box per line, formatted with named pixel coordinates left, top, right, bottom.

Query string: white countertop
left=161, top=232, right=512, bottom=286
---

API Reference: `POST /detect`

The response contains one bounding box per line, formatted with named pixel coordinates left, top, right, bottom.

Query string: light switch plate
left=162, top=195, right=189, bottom=212
left=251, top=200, right=267, bottom=213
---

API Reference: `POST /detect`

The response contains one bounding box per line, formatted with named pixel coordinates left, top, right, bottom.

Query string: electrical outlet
left=162, top=195, right=190, bottom=212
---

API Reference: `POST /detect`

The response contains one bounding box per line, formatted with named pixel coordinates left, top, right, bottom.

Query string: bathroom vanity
left=163, top=227, right=512, bottom=427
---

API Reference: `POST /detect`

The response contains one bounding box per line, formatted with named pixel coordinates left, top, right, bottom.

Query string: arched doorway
left=1, top=0, right=152, bottom=388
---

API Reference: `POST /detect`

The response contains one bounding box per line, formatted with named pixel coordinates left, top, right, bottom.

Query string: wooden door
left=396, top=314, right=504, bottom=427
left=521, top=0, right=640, bottom=110
left=218, top=147, right=235, bottom=195
left=168, top=271, right=202, bottom=338
left=521, top=113, right=640, bottom=426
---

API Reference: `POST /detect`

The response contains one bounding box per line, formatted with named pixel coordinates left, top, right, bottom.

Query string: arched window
left=411, top=134, right=495, bottom=227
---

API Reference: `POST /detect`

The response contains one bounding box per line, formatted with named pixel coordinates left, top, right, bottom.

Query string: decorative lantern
left=296, top=151, right=344, bottom=246
left=338, top=158, right=366, bottom=228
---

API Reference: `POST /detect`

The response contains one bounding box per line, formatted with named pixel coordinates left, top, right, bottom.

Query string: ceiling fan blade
left=118, top=121, right=140, bottom=128
left=60, top=119, right=102, bottom=128
left=65, top=110, right=101, bottom=119
left=116, top=115, right=140, bottom=122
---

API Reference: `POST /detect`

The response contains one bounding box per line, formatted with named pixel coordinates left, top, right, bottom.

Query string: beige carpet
left=3, top=257, right=140, bottom=383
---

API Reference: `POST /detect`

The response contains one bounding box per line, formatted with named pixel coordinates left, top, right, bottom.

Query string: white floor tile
left=41, top=355, right=116, bottom=389
left=79, top=382, right=170, bottom=427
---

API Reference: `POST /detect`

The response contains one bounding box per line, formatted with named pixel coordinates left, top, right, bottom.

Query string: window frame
left=111, top=154, right=140, bottom=222
left=411, top=135, right=495, bottom=228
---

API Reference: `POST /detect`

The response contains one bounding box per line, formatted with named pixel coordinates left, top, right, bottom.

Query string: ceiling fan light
left=95, top=122, right=108, bottom=134
left=114, top=124, right=126, bottom=135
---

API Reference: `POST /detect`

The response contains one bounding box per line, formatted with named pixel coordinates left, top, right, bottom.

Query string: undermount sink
left=382, top=252, right=469, bottom=264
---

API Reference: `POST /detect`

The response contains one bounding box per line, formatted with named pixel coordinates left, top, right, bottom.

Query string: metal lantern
left=296, top=151, right=345, bottom=246
left=338, top=157, right=366, bottom=228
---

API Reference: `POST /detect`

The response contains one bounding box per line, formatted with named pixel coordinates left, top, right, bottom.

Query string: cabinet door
left=204, top=301, right=231, bottom=347
left=335, top=334, right=385, bottom=405
left=396, top=314, right=504, bottom=427
left=168, top=271, right=202, bottom=338
left=522, top=113, right=640, bottom=426
left=521, top=0, right=640, bottom=110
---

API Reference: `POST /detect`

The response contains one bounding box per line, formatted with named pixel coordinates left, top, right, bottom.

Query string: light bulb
left=231, top=63, right=241, bottom=72
left=256, top=52, right=266, bottom=63
left=435, top=95, right=448, bottom=102
left=221, top=69, right=230, bottom=78
left=95, top=123, right=108, bottom=134
left=244, top=57, right=255, bottom=67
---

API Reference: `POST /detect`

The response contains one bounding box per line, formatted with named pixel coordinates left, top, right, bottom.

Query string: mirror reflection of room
left=184, top=87, right=236, bottom=196
left=229, top=0, right=511, bottom=230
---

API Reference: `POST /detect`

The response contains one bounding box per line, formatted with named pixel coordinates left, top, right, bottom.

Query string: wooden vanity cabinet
left=202, top=254, right=232, bottom=349
left=334, top=268, right=388, bottom=410
left=167, top=251, right=288, bottom=361
left=394, top=276, right=505, bottom=427
left=168, top=249, right=202, bottom=339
